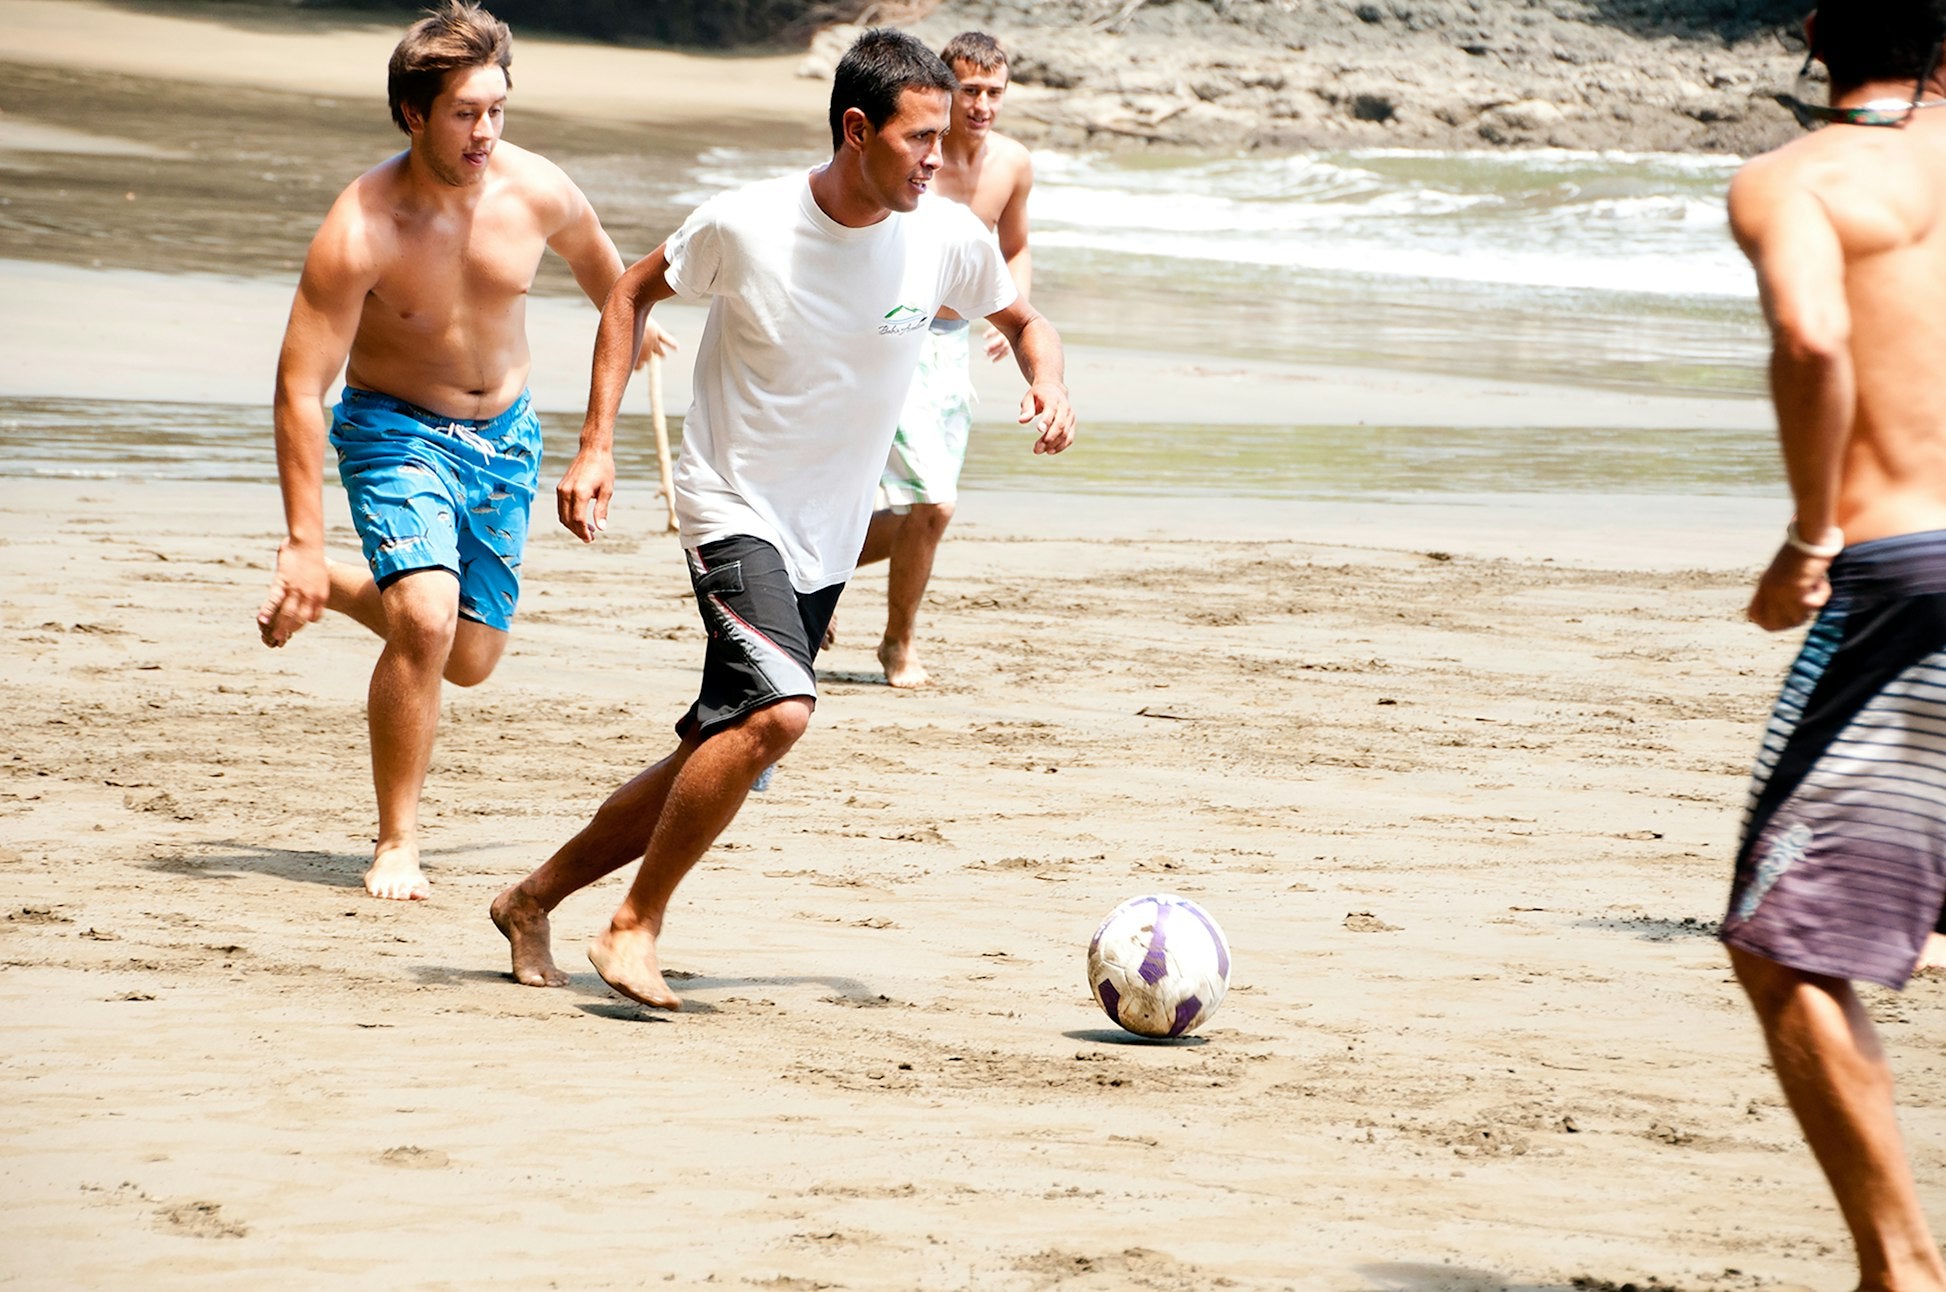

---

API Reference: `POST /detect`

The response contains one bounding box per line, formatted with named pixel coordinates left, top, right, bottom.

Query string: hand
left=633, top=318, right=680, bottom=369
left=982, top=324, right=1012, bottom=364
left=1019, top=381, right=1076, bottom=455
left=1747, top=543, right=1833, bottom=631
left=557, top=446, right=616, bottom=543
left=257, top=538, right=328, bottom=647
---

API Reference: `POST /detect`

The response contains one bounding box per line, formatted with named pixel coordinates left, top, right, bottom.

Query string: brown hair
left=387, top=1, right=513, bottom=135
left=939, top=31, right=1007, bottom=75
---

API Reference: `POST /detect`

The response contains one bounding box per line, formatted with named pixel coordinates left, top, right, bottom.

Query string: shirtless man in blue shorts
left=1723, top=4, right=1946, bottom=1284
left=254, top=1, right=670, bottom=900
left=488, top=29, right=1075, bottom=1005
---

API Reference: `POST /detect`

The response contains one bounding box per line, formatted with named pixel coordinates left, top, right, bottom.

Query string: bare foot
left=1917, top=932, right=1946, bottom=976
left=490, top=886, right=568, bottom=987
left=364, top=843, right=429, bottom=901
left=256, top=585, right=296, bottom=648
left=588, top=924, right=682, bottom=1010
left=878, top=637, right=930, bottom=689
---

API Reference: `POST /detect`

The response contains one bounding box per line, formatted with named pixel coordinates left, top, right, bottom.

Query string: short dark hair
left=828, top=28, right=957, bottom=150
left=940, top=31, right=1008, bottom=75
left=1815, top=1, right=1946, bottom=91
left=388, top=1, right=513, bottom=135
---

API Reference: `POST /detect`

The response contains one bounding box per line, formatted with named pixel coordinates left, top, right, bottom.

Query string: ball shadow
left=1062, top=1027, right=1209, bottom=1047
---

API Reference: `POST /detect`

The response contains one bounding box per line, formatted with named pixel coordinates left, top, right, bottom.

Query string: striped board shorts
left=1722, top=529, right=1946, bottom=989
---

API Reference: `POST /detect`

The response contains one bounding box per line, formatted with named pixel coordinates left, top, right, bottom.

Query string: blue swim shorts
left=330, top=386, right=542, bottom=632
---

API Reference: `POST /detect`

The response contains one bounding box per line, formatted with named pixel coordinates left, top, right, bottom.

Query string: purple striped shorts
left=1723, top=529, right=1946, bottom=989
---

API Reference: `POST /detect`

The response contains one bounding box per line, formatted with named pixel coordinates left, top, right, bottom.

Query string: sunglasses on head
left=1774, top=38, right=1945, bottom=128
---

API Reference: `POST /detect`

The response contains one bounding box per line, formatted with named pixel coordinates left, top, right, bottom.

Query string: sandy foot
left=364, top=843, right=429, bottom=901
left=490, top=886, right=568, bottom=987
left=588, top=925, right=682, bottom=1010
left=1917, top=933, right=1946, bottom=976
left=255, top=582, right=295, bottom=648
left=878, top=638, right=930, bottom=689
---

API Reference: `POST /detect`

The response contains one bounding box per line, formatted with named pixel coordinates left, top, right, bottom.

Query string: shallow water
left=0, top=395, right=1781, bottom=499
left=0, top=61, right=1776, bottom=499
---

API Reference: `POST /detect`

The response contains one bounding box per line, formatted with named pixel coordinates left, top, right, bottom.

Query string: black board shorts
left=677, top=535, right=843, bottom=743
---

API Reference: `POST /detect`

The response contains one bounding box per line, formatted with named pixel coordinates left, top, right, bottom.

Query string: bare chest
left=366, top=203, right=548, bottom=328
left=933, top=158, right=1013, bottom=230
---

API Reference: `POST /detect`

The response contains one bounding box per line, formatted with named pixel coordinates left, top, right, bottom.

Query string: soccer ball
left=1086, top=894, right=1231, bottom=1038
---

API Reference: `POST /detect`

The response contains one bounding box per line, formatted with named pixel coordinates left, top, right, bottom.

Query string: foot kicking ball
left=1086, top=894, right=1231, bottom=1038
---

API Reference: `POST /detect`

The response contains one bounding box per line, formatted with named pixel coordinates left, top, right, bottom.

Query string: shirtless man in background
left=1721, top=3, right=1946, bottom=1284
left=255, top=1, right=670, bottom=900
left=852, top=31, right=1035, bottom=687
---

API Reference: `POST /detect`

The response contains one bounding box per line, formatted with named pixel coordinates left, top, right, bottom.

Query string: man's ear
left=401, top=101, right=426, bottom=135
left=842, top=105, right=873, bottom=152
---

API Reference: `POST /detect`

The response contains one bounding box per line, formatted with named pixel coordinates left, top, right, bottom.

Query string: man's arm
left=983, top=154, right=1035, bottom=363
left=1729, top=160, right=1856, bottom=632
left=545, top=180, right=678, bottom=361
left=985, top=296, right=1074, bottom=455
left=257, top=207, right=377, bottom=646
left=557, top=244, right=679, bottom=542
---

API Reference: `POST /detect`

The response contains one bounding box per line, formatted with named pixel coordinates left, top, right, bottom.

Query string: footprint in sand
left=376, top=1145, right=450, bottom=1169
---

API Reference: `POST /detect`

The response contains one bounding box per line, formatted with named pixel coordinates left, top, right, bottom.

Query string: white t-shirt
left=662, top=171, right=1017, bottom=592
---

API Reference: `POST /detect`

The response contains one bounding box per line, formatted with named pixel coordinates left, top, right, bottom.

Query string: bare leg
left=830, top=510, right=909, bottom=650
left=588, top=699, right=811, bottom=1009
left=279, top=561, right=507, bottom=687
left=1916, top=933, right=1946, bottom=975
left=326, top=560, right=385, bottom=637
left=363, top=571, right=464, bottom=901
left=856, top=508, right=903, bottom=568
left=1729, top=946, right=1946, bottom=1290
left=258, top=559, right=382, bottom=647
left=877, top=501, right=953, bottom=688
left=490, top=749, right=693, bottom=986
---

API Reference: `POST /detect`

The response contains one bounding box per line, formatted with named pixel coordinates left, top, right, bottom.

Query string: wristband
left=1785, top=520, right=1844, bottom=559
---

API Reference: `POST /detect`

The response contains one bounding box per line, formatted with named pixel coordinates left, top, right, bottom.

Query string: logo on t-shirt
left=878, top=303, right=932, bottom=336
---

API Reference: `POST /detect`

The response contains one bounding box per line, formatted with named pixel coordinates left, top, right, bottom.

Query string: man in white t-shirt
left=490, top=29, right=1076, bottom=1006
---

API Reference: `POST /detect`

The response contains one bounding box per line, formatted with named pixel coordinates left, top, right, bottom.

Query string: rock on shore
left=804, top=0, right=1810, bottom=155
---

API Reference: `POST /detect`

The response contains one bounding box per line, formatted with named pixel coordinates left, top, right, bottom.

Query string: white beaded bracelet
left=1785, top=520, right=1845, bottom=559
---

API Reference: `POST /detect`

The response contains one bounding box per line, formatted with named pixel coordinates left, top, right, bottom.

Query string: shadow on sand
left=1062, top=1028, right=1209, bottom=1048
left=1575, top=914, right=1721, bottom=943
left=1358, top=1262, right=1683, bottom=1292
left=145, top=839, right=481, bottom=892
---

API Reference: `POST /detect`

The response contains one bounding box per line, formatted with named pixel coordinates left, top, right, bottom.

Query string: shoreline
left=0, top=259, right=1771, bottom=433
left=1, top=0, right=828, bottom=128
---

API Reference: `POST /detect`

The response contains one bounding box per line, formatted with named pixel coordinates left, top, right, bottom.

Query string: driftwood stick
left=648, top=353, right=677, bottom=533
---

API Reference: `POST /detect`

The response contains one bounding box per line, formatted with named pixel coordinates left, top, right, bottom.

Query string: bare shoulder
left=491, top=140, right=586, bottom=220
left=311, top=156, right=406, bottom=279
left=989, top=130, right=1034, bottom=188
left=1738, top=128, right=1939, bottom=256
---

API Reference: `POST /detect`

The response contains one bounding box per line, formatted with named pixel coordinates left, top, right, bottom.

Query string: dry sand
left=6, top=471, right=1945, bottom=1289
left=5, top=3, right=1944, bottom=1289
left=1, top=0, right=828, bottom=128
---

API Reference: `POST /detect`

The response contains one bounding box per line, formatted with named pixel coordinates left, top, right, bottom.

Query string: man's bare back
left=1730, top=109, right=1946, bottom=554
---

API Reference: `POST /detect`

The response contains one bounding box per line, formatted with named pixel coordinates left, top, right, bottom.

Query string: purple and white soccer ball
left=1086, top=894, right=1231, bottom=1038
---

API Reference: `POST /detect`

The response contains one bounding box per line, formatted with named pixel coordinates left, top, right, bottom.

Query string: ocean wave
left=670, top=144, right=1752, bottom=301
